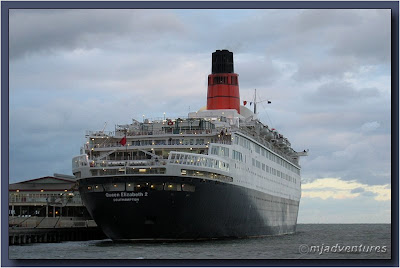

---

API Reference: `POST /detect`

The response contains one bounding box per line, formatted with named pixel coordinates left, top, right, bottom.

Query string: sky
left=8, top=8, right=391, bottom=223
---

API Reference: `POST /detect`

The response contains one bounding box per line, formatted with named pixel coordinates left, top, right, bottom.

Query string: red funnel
left=207, top=50, right=240, bottom=113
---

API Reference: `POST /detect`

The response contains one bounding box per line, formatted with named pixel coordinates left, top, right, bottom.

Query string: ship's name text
left=105, top=192, right=146, bottom=198
left=105, top=192, right=148, bottom=202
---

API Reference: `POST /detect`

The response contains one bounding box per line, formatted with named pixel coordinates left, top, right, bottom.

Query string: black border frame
left=1, top=1, right=398, bottom=267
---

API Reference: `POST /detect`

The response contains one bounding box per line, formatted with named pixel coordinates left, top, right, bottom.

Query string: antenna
left=257, top=91, right=273, bottom=127
left=254, top=89, right=257, bottom=114
left=101, top=122, right=107, bottom=133
left=253, top=88, right=271, bottom=114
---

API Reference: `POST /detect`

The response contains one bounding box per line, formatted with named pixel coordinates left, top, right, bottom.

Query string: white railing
left=235, top=129, right=299, bottom=166
left=89, top=159, right=168, bottom=168
left=84, top=139, right=231, bottom=151
left=115, top=129, right=217, bottom=137
left=86, top=130, right=114, bottom=136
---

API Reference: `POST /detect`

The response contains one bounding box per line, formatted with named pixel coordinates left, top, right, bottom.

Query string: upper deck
left=81, top=110, right=304, bottom=166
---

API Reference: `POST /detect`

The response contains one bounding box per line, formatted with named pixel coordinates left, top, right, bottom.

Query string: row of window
left=169, top=153, right=230, bottom=172
left=90, top=168, right=166, bottom=176
left=210, top=145, right=229, bottom=157
left=208, top=76, right=238, bottom=85
left=232, top=150, right=243, bottom=162
left=181, top=169, right=233, bottom=183
left=86, top=182, right=195, bottom=193
left=251, top=158, right=297, bottom=183
left=89, top=139, right=207, bottom=148
left=234, top=135, right=300, bottom=175
left=73, top=155, right=89, bottom=168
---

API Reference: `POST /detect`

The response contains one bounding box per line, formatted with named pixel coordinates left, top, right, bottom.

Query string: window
left=165, top=183, right=181, bottom=191
left=221, top=147, right=229, bottom=157
left=103, top=183, right=125, bottom=192
left=93, top=185, right=104, bottom=192
left=211, top=146, right=219, bottom=155
left=213, top=76, right=227, bottom=84
left=126, top=183, right=134, bottom=191
left=231, top=76, right=238, bottom=85
left=150, top=183, right=164, bottom=191
left=232, top=150, right=243, bottom=162
left=182, top=184, right=195, bottom=192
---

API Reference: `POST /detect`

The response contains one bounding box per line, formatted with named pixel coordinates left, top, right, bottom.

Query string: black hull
left=78, top=176, right=299, bottom=240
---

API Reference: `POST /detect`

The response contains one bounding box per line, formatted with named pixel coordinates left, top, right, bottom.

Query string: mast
left=254, top=89, right=257, bottom=114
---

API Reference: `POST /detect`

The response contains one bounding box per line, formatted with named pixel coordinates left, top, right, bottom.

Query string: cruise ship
left=72, top=50, right=307, bottom=240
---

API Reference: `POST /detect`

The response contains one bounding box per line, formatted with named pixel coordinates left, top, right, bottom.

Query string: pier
left=9, top=226, right=106, bottom=245
left=9, top=174, right=107, bottom=245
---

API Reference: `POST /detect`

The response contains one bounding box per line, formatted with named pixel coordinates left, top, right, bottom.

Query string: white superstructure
left=73, top=106, right=307, bottom=203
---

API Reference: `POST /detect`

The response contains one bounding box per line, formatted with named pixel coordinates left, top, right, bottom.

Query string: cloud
left=301, top=178, right=391, bottom=201
left=350, top=187, right=365, bottom=194
left=305, top=81, right=380, bottom=104
left=298, top=193, right=390, bottom=223
left=9, top=9, right=187, bottom=60
left=8, top=9, right=392, bottom=224
left=329, top=10, right=391, bottom=64
left=361, top=121, right=380, bottom=133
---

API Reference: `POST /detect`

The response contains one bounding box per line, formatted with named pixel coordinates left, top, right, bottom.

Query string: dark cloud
left=294, top=9, right=360, bottom=33
left=9, top=9, right=187, bottom=59
left=329, top=10, right=391, bottom=64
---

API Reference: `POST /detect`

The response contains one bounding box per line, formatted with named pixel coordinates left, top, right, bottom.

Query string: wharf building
left=9, top=174, right=94, bottom=228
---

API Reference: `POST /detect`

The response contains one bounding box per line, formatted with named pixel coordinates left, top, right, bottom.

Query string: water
left=9, top=224, right=391, bottom=259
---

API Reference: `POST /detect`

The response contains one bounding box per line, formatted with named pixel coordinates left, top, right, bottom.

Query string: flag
left=119, top=136, right=127, bottom=146
left=243, top=101, right=247, bottom=106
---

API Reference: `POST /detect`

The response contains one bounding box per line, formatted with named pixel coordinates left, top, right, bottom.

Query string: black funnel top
left=212, top=49, right=234, bottom=74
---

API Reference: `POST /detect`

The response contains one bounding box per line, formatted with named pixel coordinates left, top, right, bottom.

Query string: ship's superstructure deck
left=73, top=109, right=305, bottom=179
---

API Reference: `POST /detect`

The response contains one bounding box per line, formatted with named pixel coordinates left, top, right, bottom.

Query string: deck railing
left=83, top=139, right=231, bottom=150
left=9, top=196, right=83, bottom=205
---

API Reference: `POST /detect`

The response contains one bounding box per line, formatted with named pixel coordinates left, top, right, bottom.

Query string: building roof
left=9, top=175, right=77, bottom=191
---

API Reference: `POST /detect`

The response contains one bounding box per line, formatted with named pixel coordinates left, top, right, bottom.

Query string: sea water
left=8, top=224, right=391, bottom=259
